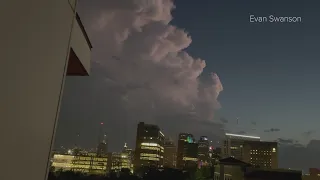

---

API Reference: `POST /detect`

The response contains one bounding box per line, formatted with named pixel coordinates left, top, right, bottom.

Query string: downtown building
left=51, top=152, right=107, bottom=175
left=242, top=141, right=278, bottom=169
left=1, top=1, right=92, bottom=180
left=122, top=143, right=134, bottom=173
left=107, top=152, right=131, bottom=173
left=134, top=122, right=165, bottom=170
left=198, top=136, right=210, bottom=167
left=163, top=138, right=177, bottom=168
left=222, top=133, right=261, bottom=159
left=106, top=143, right=134, bottom=174
left=222, top=133, right=278, bottom=169
left=177, top=133, right=198, bottom=169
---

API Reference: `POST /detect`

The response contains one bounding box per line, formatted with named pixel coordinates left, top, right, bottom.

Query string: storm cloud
left=303, top=130, right=316, bottom=137
left=55, top=0, right=223, bottom=151
left=264, top=128, right=280, bottom=133
left=220, top=117, right=228, bottom=124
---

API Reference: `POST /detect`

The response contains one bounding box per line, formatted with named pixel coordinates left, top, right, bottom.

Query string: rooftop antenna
left=75, top=133, right=80, bottom=148
left=103, top=133, right=107, bottom=144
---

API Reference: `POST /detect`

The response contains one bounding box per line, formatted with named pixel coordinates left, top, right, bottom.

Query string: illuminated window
left=140, top=153, right=159, bottom=157
left=141, top=142, right=159, bottom=147
left=141, top=146, right=159, bottom=150
left=272, top=148, right=276, bottom=152
left=183, top=157, right=198, bottom=161
left=140, top=157, right=159, bottom=161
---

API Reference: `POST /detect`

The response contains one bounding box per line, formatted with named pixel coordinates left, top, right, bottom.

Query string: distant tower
left=97, top=122, right=108, bottom=157
left=97, top=134, right=108, bottom=157
left=98, top=122, right=104, bottom=143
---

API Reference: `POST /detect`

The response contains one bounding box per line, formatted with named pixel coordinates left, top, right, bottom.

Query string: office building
left=222, top=133, right=260, bottom=160
left=163, top=138, right=177, bottom=168
left=198, top=136, right=210, bottom=167
left=107, top=152, right=132, bottom=173
left=214, top=157, right=302, bottom=180
left=134, top=122, right=165, bottom=170
left=2, top=1, right=92, bottom=180
left=51, top=154, right=74, bottom=172
left=123, top=143, right=134, bottom=173
left=51, top=153, right=107, bottom=175
left=242, top=141, right=278, bottom=169
left=177, top=133, right=198, bottom=169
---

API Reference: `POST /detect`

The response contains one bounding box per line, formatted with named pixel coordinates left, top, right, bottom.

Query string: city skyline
left=55, top=0, right=320, bottom=172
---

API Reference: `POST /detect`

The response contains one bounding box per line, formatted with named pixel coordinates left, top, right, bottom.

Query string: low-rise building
left=214, top=157, right=302, bottom=180
left=51, top=153, right=107, bottom=175
left=303, top=168, right=320, bottom=180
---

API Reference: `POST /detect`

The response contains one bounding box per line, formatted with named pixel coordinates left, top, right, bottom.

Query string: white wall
left=71, top=17, right=91, bottom=73
left=0, top=1, right=78, bottom=180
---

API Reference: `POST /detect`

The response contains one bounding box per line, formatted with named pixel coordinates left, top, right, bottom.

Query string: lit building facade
left=107, top=152, right=131, bottom=172
left=177, top=133, right=198, bottom=169
left=51, top=154, right=74, bottom=171
left=134, top=122, right=165, bottom=170
left=2, top=1, right=92, bottom=180
left=198, top=136, right=210, bottom=167
left=123, top=143, right=134, bottom=172
left=222, top=133, right=260, bottom=160
left=51, top=153, right=107, bottom=175
left=242, top=141, right=278, bottom=169
left=163, top=138, right=177, bottom=168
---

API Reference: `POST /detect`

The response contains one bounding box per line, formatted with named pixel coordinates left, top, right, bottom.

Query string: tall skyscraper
left=97, top=134, right=108, bottom=157
left=222, top=133, right=260, bottom=160
left=163, top=138, right=177, bottom=168
left=123, top=143, right=134, bottom=173
left=134, top=122, right=165, bottom=170
left=242, top=141, right=278, bottom=169
left=198, top=136, right=209, bottom=167
left=177, top=133, right=198, bottom=169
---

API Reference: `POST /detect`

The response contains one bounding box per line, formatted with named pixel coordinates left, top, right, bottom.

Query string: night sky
left=170, top=0, right=320, bottom=145
left=55, top=0, right=320, bottom=171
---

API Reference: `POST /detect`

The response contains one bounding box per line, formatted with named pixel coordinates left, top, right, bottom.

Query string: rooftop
left=225, top=133, right=260, bottom=140
left=219, top=157, right=252, bottom=166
